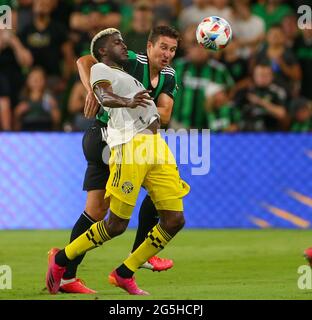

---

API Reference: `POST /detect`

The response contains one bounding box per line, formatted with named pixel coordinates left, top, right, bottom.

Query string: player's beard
left=110, top=51, right=128, bottom=68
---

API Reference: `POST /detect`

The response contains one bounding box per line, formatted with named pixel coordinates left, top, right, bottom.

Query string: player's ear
left=147, top=41, right=153, bottom=50
left=99, top=47, right=107, bottom=56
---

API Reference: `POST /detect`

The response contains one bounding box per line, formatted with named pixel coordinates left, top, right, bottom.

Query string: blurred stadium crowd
left=0, top=0, right=311, bottom=132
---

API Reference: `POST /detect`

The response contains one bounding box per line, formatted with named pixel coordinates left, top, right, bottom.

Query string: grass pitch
left=0, top=229, right=312, bottom=300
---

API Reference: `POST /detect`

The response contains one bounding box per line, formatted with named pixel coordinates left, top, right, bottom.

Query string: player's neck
left=149, top=63, right=160, bottom=79
left=102, top=58, right=123, bottom=70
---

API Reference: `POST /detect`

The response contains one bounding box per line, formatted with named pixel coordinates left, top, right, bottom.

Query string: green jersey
left=96, top=50, right=178, bottom=124
left=172, top=58, right=234, bottom=129
left=291, top=119, right=312, bottom=132
left=207, top=104, right=241, bottom=132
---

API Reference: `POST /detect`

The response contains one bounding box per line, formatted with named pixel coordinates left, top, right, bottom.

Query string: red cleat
left=59, top=278, right=97, bottom=294
left=46, top=248, right=66, bottom=294
left=141, top=256, right=174, bottom=272
left=304, top=247, right=312, bottom=266
left=108, top=270, right=149, bottom=295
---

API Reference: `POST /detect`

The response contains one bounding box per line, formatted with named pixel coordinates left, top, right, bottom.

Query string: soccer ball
left=196, top=16, right=232, bottom=51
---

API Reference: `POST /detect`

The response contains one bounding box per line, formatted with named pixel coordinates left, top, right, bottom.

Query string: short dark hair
left=148, top=25, right=180, bottom=44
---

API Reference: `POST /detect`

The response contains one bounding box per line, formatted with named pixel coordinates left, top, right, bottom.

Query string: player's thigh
left=105, top=143, right=147, bottom=207
left=143, top=138, right=190, bottom=206
left=82, top=121, right=108, bottom=164
left=82, top=124, right=110, bottom=191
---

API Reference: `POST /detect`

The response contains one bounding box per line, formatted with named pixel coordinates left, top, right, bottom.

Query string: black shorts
left=82, top=120, right=110, bottom=191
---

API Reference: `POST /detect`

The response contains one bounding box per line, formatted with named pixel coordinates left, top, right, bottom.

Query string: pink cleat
left=46, top=248, right=65, bottom=294
left=304, top=247, right=312, bottom=267
left=147, top=256, right=174, bottom=272
left=108, top=270, right=150, bottom=295
left=59, top=278, right=97, bottom=294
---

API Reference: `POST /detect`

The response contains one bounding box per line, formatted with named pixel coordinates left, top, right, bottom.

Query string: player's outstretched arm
left=94, top=83, right=152, bottom=109
left=76, top=55, right=99, bottom=118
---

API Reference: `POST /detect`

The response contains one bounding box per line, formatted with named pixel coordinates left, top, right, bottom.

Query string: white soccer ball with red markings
left=196, top=16, right=232, bottom=51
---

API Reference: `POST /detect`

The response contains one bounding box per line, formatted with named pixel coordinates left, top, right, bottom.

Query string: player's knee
left=85, top=192, right=109, bottom=221
left=109, top=224, right=127, bottom=237
left=161, top=211, right=185, bottom=235
left=86, top=205, right=108, bottom=221
left=105, top=214, right=129, bottom=238
left=172, top=213, right=185, bottom=231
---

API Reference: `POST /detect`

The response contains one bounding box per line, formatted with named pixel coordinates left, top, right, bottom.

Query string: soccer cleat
left=46, top=248, right=66, bottom=294
left=140, top=256, right=174, bottom=272
left=108, top=270, right=149, bottom=295
left=59, top=278, right=97, bottom=294
left=304, top=247, right=312, bottom=267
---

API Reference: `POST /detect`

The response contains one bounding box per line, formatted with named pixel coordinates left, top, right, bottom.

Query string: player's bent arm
left=93, top=83, right=152, bottom=109
left=77, top=55, right=98, bottom=92
left=156, top=93, right=174, bottom=125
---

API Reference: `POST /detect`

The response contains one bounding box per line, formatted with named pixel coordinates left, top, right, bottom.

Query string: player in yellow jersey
left=46, top=28, right=189, bottom=295
left=58, top=26, right=180, bottom=294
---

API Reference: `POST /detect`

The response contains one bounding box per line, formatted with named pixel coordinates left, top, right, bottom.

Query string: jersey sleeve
left=90, top=63, right=116, bottom=90
left=124, top=50, right=138, bottom=75
left=162, top=73, right=178, bottom=99
left=127, top=50, right=137, bottom=60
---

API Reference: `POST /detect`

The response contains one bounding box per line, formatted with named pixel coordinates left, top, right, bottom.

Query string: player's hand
left=127, top=90, right=153, bottom=109
left=84, top=91, right=99, bottom=118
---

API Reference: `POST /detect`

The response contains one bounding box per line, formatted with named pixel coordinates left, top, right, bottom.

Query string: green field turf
left=1, top=229, right=312, bottom=300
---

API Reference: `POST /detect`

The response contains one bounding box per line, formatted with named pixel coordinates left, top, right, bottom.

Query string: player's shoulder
left=160, top=65, right=176, bottom=78
left=91, top=62, right=111, bottom=72
left=127, top=50, right=148, bottom=64
left=136, top=52, right=148, bottom=63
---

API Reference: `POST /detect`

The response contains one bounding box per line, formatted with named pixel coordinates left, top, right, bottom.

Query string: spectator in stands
left=252, top=0, right=294, bottom=31
left=124, top=1, right=153, bottom=52
left=69, top=0, right=121, bottom=33
left=232, top=0, right=265, bottom=59
left=281, top=13, right=300, bottom=49
left=178, top=0, right=216, bottom=31
left=210, top=0, right=233, bottom=23
left=19, top=0, right=76, bottom=94
left=14, top=67, right=61, bottom=131
left=254, top=24, right=301, bottom=97
left=72, top=1, right=122, bottom=59
left=13, top=0, right=33, bottom=34
left=205, top=88, right=241, bottom=132
left=293, top=26, right=312, bottom=100
left=0, top=75, right=11, bottom=130
left=0, top=29, right=33, bottom=109
left=171, top=24, right=234, bottom=129
left=153, top=0, right=180, bottom=27
left=50, top=0, right=74, bottom=29
left=233, top=63, right=288, bottom=131
left=67, top=79, right=94, bottom=131
left=289, top=97, right=312, bottom=132
left=220, top=39, right=250, bottom=98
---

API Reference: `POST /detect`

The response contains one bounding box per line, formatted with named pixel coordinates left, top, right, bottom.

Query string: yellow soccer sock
left=123, top=224, right=172, bottom=272
left=64, top=220, right=111, bottom=260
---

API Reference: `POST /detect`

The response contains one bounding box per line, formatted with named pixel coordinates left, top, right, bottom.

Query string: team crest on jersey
left=122, top=181, right=134, bottom=194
